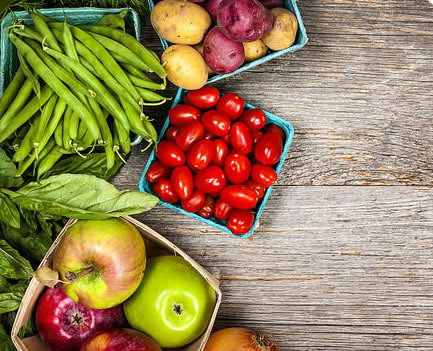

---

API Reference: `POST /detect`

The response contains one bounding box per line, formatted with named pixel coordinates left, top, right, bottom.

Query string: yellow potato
left=151, top=0, right=211, bottom=45
left=161, top=45, right=208, bottom=90
left=193, top=42, right=214, bottom=75
left=243, top=40, right=267, bottom=62
left=262, top=8, right=298, bottom=51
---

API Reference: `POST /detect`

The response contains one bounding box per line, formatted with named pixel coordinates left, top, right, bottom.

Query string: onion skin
left=204, top=328, right=280, bottom=351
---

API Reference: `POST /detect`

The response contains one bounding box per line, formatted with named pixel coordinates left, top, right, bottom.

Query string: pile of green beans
left=0, top=9, right=167, bottom=179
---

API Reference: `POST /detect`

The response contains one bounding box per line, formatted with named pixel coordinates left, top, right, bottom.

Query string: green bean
left=89, top=32, right=151, bottom=73
left=0, top=85, right=53, bottom=144
left=97, top=9, right=128, bottom=31
left=49, top=23, right=141, bottom=103
left=35, top=136, right=56, bottom=165
left=142, top=118, right=158, bottom=146
left=127, top=73, right=165, bottom=91
left=17, top=52, right=41, bottom=99
left=36, top=146, right=65, bottom=179
left=54, top=119, right=63, bottom=147
left=79, top=57, right=97, bottom=75
left=0, top=77, right=34, bottom=133
left=79, top=25, right=166, bottom=78
left=113, top=119, right=130, bottom=155
left=10, top=33, right=100, bottom=141
left=12, top=25, right=43, bottom=42
left=12, top=124, right=30, bottom=151
left=62, top=19, right=79, bottom=61
left=33, top=93, right=58, bottom=152
left=0, top=67, right=25, bottom=117
left=68, top=112, right=80, bottom=140
left=17, top=136, right=56, bottom=177
left=62, top=106, right=73, bottom=150
left=13, top=113, right=41, bottom=163
left=119, top=96, right=152, bottom=141
left=43, top=47, right=132, bottom=132
left=31, top=10, right=62, bottom=53
left=121, top=63, right=151, bottom=81
left=136, top=87, right=168, bottom=102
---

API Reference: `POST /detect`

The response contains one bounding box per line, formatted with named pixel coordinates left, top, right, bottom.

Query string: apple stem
left=65, top=266, right=94, bottom=282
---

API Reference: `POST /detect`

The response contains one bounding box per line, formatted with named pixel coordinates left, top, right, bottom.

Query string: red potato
left=206, top=0, right=224, bottom=22
left=203, top=27, right=245, bottom=74
left=217, top=0, right=273, bottom=42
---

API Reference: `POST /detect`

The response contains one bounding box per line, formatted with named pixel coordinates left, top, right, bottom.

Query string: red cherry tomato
left=229, top=122, right=253, bottom=154
left=170, top=166, right=194, bottom=200
left=165, top=126, right=179, bottom=141
left=240, top=109, right=267, bottom=131
left=182, top=93, right=191, bottom=105
left=216, top=93, right=244, bottom=120
left=210, top=191, right=220, bottom=197
left=267, top=124, right=286, bottom=141
left=254, top=131, right=283, bottom=165
left=152, top=178, right=179, bottom=204
left=224, top=152, right=251, bottom=184
left=186, top=86, right=220, bottom=109
left=251, top=164, right=277, bottom=187
left=245, top=179, right=265, bottom=200
left=195, top=165, right=226, bottom=193
left=145, top=160, right=171, bottom=184
left=227, top=209, right=254, bottom=235
left=203, top=131, right=215, bottom=140
left=201, top=110, right=231, bottom=137
left=214, top=198, right=233, bottom=220
left=187, top=139, right=215, bottom=171
left=212, top=139, right=229, bottom=167
left=175, top=121, right=205, bottom=152
left=169, top=104, right=201, bottom=126
left=155, top=140, right=185, bottom=167
left=251, top=129, right=263, bottom=144
left=221, top=185, right=258, bottom=210
left=198, top=195, right=215, bottom=218
left=181, top=190, right=206, bottom=213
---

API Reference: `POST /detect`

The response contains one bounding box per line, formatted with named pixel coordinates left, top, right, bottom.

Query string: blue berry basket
left=0, top=7, right=143, bottom=146
left=147, top=0, right=308, bottom=84
left=139, top=88, right=295, bottom=238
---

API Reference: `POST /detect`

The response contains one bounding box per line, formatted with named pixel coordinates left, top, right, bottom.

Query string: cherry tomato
left=229, top=121, right=253, bottom=154
left=251, top=164, right=277, bottom=187
left=214, top=198, right=233, bottom=220
left=240, top=109, right=267, bottom=131
left=186, top=86, right=220, bottom=109
left=212, top=139, right=229, bottom=167
left=187, top=139, right=215, bottom=171
left=198, top=195, right=215, bottom=218
left=254, top=131, right=283, bottom=165
left=221, top=185, right=258, bottom=210
left=156, top=140, right=185, bottom=167
left=203, top=131, right=215, bottom=140
left=267, top=124, right=286, bottom=141
left=221, top=134, right=231, bottom=146
left=251, top=129, right=263, bottom=144
left=152, top=178, right=179, bottom=204
left=170, top=166, right=194, bottom=200
left=169, top=104, right=201, bottom=126
left=165, top=126, right=179, bottom=141
left=195, top=165, right=226, bottom=193
left=175, top=121, right=205, bottom=152
left=210, top=191, right=220, bottom=197
left=201, top=110, right=231, bottom=137
left=145, top=160, right=171, bottom=184
left=224, top=152, right=251, bottom=184
left=227, top=209, right=254, bottom=235
left=245, top=179, right=265, bottom=200
left=216, top=93, right=244, bottom=120
left=181, top=190, right=206, bottom=213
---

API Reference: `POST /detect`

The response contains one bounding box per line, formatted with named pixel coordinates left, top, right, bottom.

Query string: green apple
left=123, top=255, right=216, bottom=348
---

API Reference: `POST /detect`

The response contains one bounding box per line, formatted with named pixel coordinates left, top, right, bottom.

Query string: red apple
left=36, top=286, right=125, bottom=351
left=53, top=218, right=146, bottom=309
left=80, top=328, right=161, bottom=351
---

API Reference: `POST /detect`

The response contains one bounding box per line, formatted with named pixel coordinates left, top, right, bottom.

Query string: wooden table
left=113, top=1, right=433, bottom=349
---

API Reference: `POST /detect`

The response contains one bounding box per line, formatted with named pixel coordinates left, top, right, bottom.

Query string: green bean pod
left=36, top=145, right=65, bottom=179
left=12, top=124, right=30, bottom=151
left=62, top=106, right=73, bottom=150
left=0, top=67, right=25, bottom=117
left=119, top=97, right=153, bottom=142
left=17, top=137, right=56, bottom=177
left=31, top=11, right=62, bottom=52
left=121, top=63, right=151, bottom=81
left=33, top=93, right=58, bottom=152
left=113, top=119, right=130, bottom=155
left=127, top=73, right=165, bottom=91
left=17, top=53, right=40, bottom=99
left=54, top=119, right=63, bottom=147
left=68, top=112, right=80, bottom=141
left=97, top=9, right=128, bottom=31
left=136, top=87, right=168, bottom=102
left=13, top=113, right=41, bottom=163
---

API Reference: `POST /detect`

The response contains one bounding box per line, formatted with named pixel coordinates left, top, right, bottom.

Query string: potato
left=262, top=8, right=298, bottom=51
left=151, top=0, right=211, bottom=45
left=161, top=45, right=208, bottom=90
left=243, top=40, right=267, bottom=62
left=193, top=42, right=214, bottom=75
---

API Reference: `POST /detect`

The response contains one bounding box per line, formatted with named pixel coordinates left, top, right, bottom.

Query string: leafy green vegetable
left=0, top=148, right=23, bottom=189
left=0, top=324, right=14, bottom=351
left=0, top=193, right=20, bottom=229
left=0, top=240, right=32, bottom=280
left=0, top=283, right=26, bottom=314
left=3, top=174, right=158, bottom=219
left=17, top=317, right=35, bottom=339
left=40, top=152, right=124, bottom=181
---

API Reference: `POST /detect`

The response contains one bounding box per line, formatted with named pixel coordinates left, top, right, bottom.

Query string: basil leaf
left=0, top=324, right=14, bottom=351
left=18, top=318, right=35, bottom=339
left=4, top=174, right=158, bottom=219
left=0, top=290, right=25, bottom=314
left=40, top=153, right=124, bottom=180
left=0, top=148, right=23, bottom=189
left=0, top=194, right=19, bottom=229
left=0, top=240, right=32, bottom=280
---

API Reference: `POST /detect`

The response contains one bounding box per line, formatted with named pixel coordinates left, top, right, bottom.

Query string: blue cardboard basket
left=0, top=7, right=143, bottom=145
left=139, top=88, right=295, bottom=238
left=147, top=0, right=308, bottom=84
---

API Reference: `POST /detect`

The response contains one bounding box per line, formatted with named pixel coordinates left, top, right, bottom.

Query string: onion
left=204, top=328, right=280, bottom=351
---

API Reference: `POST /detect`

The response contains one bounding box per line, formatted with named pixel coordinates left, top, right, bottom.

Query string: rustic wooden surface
left=112, top=0, right=433, bottom=349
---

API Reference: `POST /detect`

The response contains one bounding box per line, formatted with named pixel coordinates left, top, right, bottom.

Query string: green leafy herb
left=3, top=174, right=159, bottom=219
left=0, top=148, right=23, bottom=189
left=17, top=317, right=35, bottom=339
left=0, top=240, right=32, bottom=280
left=0, top=283, right=26, bottom=314
left=0, top=324, right=14, bottom=351
left=0, top=193, right=20, bottom=229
